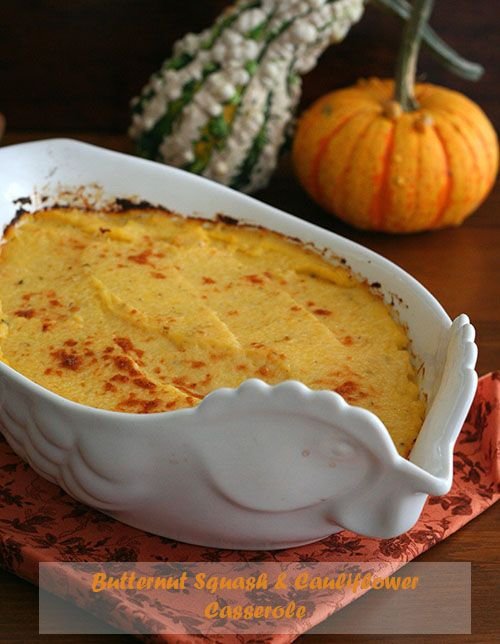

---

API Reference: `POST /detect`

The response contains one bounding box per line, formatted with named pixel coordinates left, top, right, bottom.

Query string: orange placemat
left=0, top=373, right=499, bottom=642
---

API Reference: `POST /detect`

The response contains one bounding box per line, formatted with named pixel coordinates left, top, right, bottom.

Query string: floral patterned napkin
left=0, top=373, right=498, bottom=642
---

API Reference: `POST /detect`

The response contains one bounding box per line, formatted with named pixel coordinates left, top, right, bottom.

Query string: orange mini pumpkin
left=293, top=78, right=498, bottom=233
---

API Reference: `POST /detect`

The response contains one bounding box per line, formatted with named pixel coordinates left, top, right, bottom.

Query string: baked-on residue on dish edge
left=0, top=208, right=425, bottom=456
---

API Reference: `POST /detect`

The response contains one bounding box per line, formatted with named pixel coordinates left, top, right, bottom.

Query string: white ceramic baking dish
left=0, top=139, right=477, bottom=550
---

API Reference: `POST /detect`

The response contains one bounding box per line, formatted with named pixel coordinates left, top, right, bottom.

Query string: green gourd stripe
left=132, top=52, right=194, bottom=117
left=185, top=5, right=317, bottom=175
left=204, top=0, right=262, bottom=49
left=183, top=86, right=246, bottom=174
left=246, top=20, right=268, bottom=40
left=136, top=63, right=220, bottom=159
left=133, top=1, right=262, bottom=118
left=230, top=91, right=273, bottom=191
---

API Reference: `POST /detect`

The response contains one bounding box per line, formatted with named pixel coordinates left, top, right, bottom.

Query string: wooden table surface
left=0, top=0, right=499, bottom=640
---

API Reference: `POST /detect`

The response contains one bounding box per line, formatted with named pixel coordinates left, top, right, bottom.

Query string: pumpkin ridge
left=450, top=119, right=484, bottom=214
left=369, top=123, right=396, bottom=230
left=431, top=124, right=453, bottom=227
left=310, top=110, right=368, bottom=203
left=437, top=107, right=497, bottom=186
left=414, top=83, right=433, bottom=102
left=332, top=118, right=377, bottom=219
left=412, top=128, right=423, bottom=228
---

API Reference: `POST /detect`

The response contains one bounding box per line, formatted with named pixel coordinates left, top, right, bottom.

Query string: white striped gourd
left=129, top=0, right=365, bottom=193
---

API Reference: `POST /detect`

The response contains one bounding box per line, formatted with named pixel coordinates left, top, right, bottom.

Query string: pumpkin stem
left=394, top=0, right=435, bottom=111
left=375, top=0, right=484, bottom=81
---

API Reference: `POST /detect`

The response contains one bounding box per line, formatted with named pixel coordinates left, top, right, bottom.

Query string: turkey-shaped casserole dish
left=0, top=140, right=477, bottom=549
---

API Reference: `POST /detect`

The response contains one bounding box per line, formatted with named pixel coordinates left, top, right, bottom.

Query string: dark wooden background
left=0, top=1, right=499, bottom=643
left=0, top=0, right=498, bottom=133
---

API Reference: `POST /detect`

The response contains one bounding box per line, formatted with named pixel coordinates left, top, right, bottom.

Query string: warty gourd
left=129, top=0, right=365, bottom=193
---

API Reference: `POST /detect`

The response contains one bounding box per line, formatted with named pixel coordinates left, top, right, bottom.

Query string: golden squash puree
left=0, top=208, right=425, bottom=456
